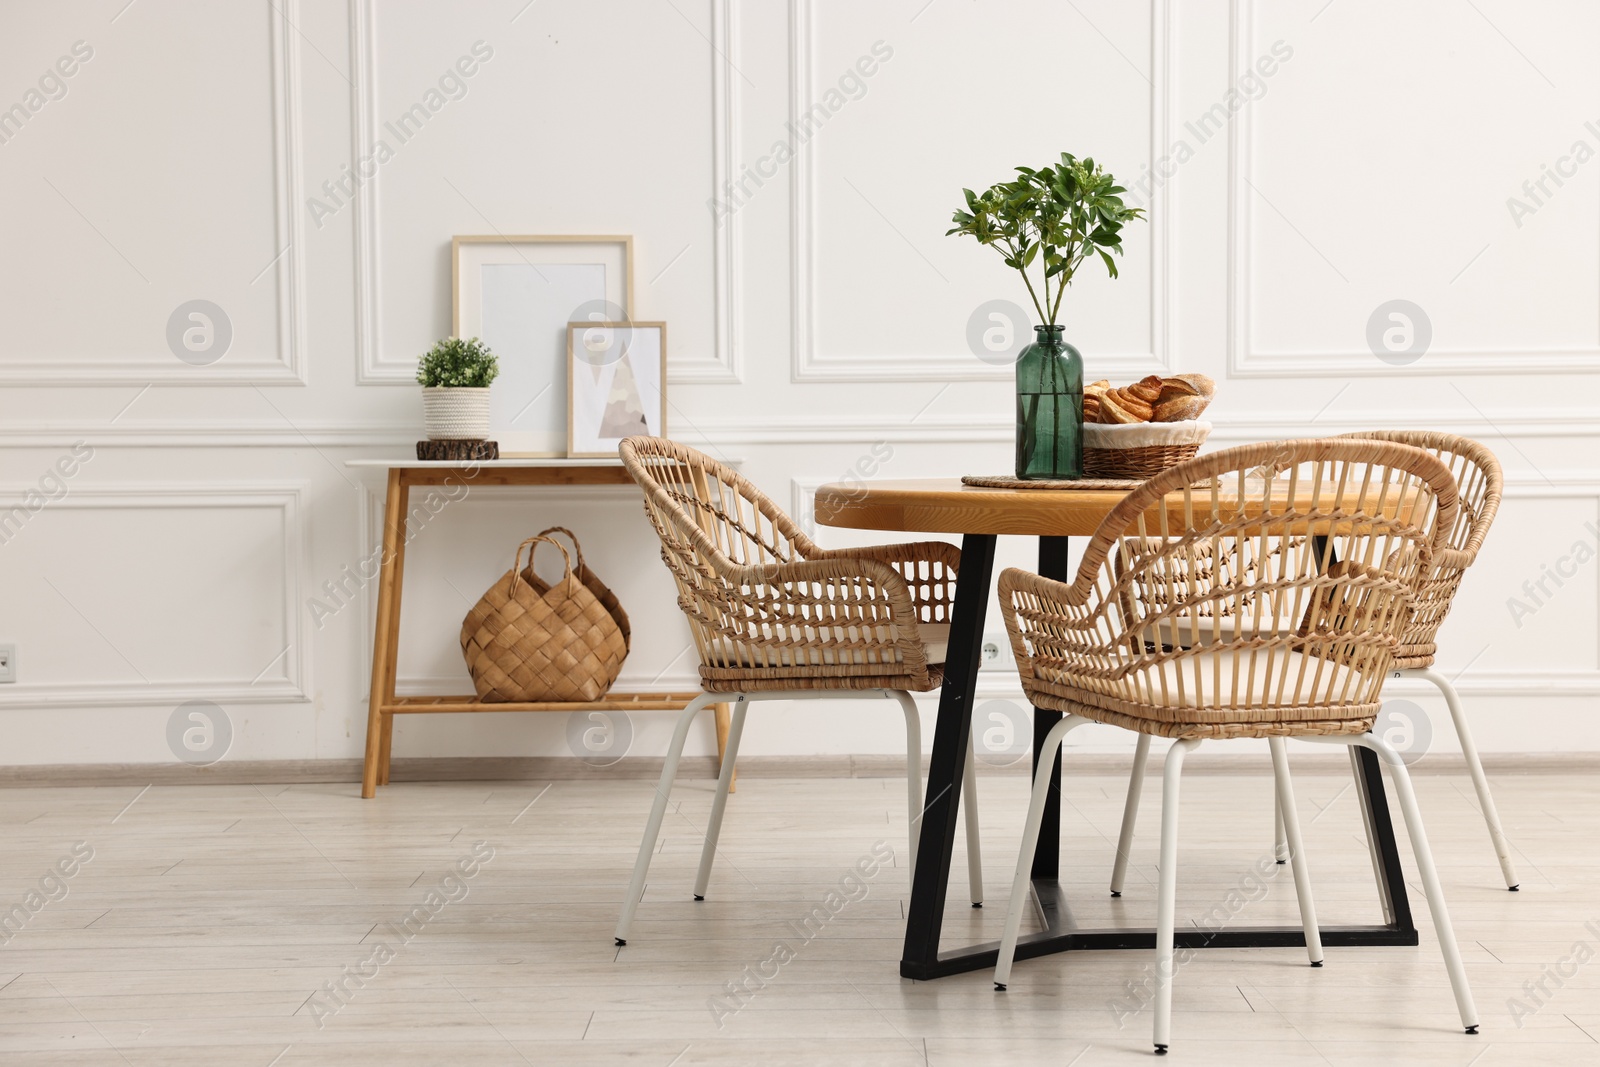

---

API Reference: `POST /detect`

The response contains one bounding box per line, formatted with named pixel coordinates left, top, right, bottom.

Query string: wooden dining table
left=814, top=477, right=1421, bottom=981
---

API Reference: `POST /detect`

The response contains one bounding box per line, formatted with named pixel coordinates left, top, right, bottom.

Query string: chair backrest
left=1005, top=439, right=1458, bottom=718
left=1339, top=430, right=1502, bottom=662
left=619, top=436, right=819, bottom=665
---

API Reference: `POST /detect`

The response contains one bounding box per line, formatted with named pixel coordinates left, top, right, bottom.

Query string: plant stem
left=1050, top=229, right=1078, bottom=324
left=1003, top=235, right=1048, bottom=325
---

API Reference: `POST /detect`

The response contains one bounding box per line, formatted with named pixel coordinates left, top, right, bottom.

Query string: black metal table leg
left=900, top=533, right=997, bottom=980
left=897, top=530, right=1418, bottom=981
left=1030, top=536, right=1070, bottom=881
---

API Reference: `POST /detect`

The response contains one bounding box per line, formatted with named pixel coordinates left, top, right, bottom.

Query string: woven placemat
left=962, top=474, right=1145, bottom=491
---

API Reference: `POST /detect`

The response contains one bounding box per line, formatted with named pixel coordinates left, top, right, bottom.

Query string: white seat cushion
left=1130, top=648, right=1358, bottom=708
left=1154, top=610, right=1296, bottom=648
left=707, top=622, right=948, bottom=669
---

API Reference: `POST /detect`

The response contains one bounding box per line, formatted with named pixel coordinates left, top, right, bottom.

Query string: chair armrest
left=807, top=540, right=961, bottom=623
left=704, top=555, right=935, bottom=671
left=998, top=566, right=1124, bottom=682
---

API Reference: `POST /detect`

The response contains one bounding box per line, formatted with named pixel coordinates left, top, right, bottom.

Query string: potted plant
left=417, top=336, right=499, bottom=440
left=948, top=153, right=1143, bottom=479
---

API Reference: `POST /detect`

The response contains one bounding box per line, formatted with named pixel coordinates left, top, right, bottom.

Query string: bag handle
left=534, top=526, right=587, bottom=574
left=511, top=535, right=574, bottom=593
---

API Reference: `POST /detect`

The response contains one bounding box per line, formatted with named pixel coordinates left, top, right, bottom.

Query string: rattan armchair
left=990, top=439, right=1478, bottom=1054
left=1346, top=430, right=1513, bottom=884
left=1108, top=430, right=1516, bottom=893
left=613, top=437, right=982, bottom=945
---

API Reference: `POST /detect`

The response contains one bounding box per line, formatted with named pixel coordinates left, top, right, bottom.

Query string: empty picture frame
left=452, top=235, right=632, bottom=456
left=566, top=322, right=666, bottom=458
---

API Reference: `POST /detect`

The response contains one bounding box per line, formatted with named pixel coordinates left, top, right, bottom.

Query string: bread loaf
left=1153, top=394, right=1209, bottom=422
left=1075, top=374, right=1214, bottom=424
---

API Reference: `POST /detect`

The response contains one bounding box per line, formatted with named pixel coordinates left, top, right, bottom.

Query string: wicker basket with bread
left=1082, top=373, right=1215, bottom=478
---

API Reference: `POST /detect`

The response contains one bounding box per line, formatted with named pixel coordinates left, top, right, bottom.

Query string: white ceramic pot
left=421, top=387, right=491, bottom=440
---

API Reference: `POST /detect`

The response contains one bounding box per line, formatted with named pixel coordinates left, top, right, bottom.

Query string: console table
left=348, top=459, right=728, bottom=798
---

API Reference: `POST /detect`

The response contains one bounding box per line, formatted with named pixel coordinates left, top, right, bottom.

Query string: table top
left=813, top=476, right=1403, bottom=538
left=814, top=478, right=1143, bottom=536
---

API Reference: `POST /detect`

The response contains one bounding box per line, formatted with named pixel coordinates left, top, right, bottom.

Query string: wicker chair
left=1108, top=430, right=1516, bottom=894
left=613, top=437, right=982, bottom=945
left=990, top=439, right=1478, bottom=1054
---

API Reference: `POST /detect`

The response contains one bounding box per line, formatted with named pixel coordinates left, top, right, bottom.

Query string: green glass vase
left=1015, top=324, right=1083, bottom=480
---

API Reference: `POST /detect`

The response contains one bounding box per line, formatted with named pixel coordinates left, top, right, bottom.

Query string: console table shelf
left=384, top=693, right=701, bottom=714
left=348, top=459, right=727, bottom=798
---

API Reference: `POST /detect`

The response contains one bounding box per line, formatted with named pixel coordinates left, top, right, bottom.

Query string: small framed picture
left=565, top=322, right=666, bottom=458
left=453, top=235, right=632, bottom=456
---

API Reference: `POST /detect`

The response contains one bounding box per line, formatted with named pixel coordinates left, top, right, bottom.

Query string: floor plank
left=0, top=766, right=1593, bottom=1064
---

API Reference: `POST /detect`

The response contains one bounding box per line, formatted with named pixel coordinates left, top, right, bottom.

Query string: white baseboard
left=0, top=751, right=1591, bottom=788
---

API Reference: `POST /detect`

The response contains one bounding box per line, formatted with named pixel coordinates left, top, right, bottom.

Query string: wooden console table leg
left=363, top=470, right=409, bottom=798
left=713, top=702, right=737, bottom=793
left=377, top=713, right=394, bottom=785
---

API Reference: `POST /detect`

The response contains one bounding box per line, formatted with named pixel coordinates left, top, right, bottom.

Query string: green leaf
left=417, top=336, right=499, bottom=387
left=946, top=150, right=1145, bottom=306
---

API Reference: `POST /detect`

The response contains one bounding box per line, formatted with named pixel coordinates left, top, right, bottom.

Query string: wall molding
left=0, top=1, right=308, bottom=386
left=350, top=0, right=393, bottom=383
left=790, top=475, right=828, bottom=538
left=1226, top=0, right=1600, bottom=379
left=7, top=406, right=1599, bottom=450
left=674, top=408, right=1600, bottom=446
left=674, top=0, right=743, bottom=384
left=0, top=484, right=308, bottom=707
left=353, top=0, right=742, bottom=384
left=0, top=423, right=417, bottom=449
left=790, top=0, right=1172, bottom=382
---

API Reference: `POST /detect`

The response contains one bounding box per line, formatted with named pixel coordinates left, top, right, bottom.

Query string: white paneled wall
left=0, top=0, right=1594, bottom=766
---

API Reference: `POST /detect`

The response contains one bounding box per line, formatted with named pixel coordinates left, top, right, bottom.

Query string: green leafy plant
left=416, top=336, right=500, bottom=388
left=947, top=152, right=1144, bottom=327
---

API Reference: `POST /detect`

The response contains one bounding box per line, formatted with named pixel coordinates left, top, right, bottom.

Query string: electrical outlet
left=979, top=632, right=1007, bottom=670
left=0, top=644, right=14, bottom=683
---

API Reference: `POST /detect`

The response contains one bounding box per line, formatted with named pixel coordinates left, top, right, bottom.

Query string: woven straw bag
left=460, top=533, right=628, bottom=702
left=525, top=526, right=631, bottom=653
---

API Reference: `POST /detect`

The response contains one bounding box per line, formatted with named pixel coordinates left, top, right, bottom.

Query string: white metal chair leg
left=693, top=698, right=749, bottom=900
left=1110, top=733, right=1151, bottom=897
left=894, top=691, right=924, bottom=872
left=993, top=713, right=1090, bottom=989
left=1414, top=667, right=1518, bottom=890
left=1269, top=738, right=1323, bottom=966
left=1273, top=790, right=1289, bottom=864
left=615, top=693, right=719, bottom=945
left=1153, top=737, right=1200, bottom=1055
left=892, top=690, right=983, bottom=903
left=963, top=742, right=984, bottom=906
left=1307, top=733, right=1480, bottom=1033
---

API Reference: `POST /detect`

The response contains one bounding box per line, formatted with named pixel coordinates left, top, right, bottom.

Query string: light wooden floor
left=0, top=762, right=1595, bottom=1065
